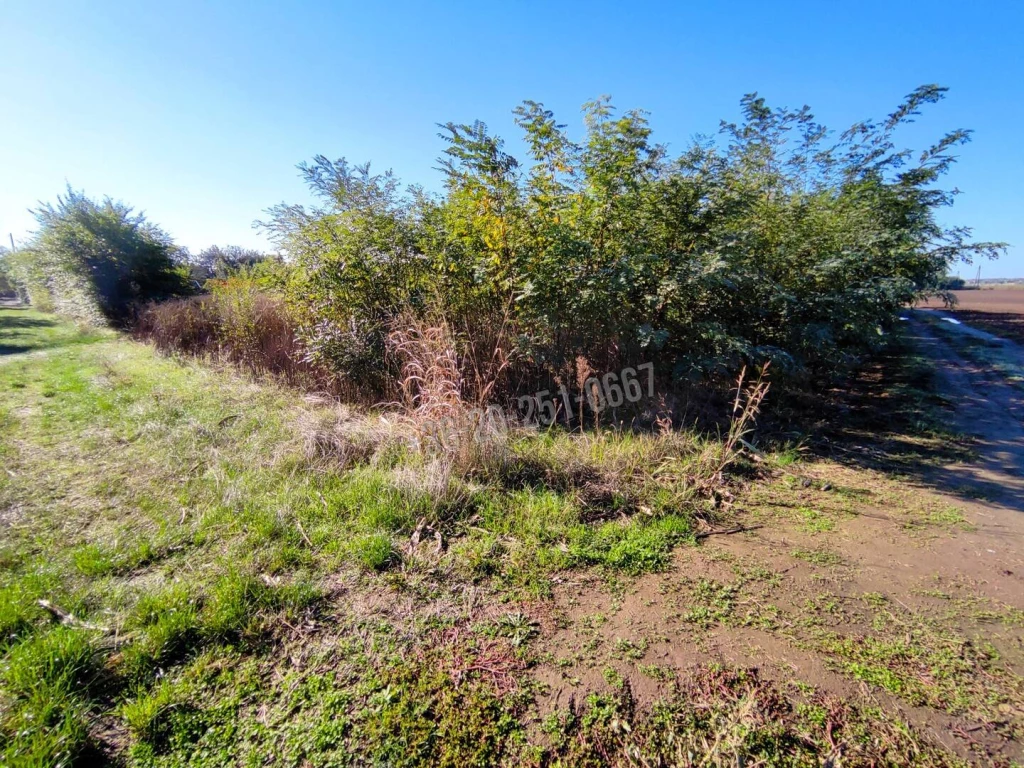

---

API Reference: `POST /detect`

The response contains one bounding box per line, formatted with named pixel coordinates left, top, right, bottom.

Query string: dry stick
left=694, top=524, right=764, bottom=540
left=38, top=599, right=110, bottom=633
left=295, top=518, right=315, bottom=549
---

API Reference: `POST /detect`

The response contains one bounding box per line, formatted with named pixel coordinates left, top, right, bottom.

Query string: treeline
left=3, top=85, right=1003, bottom=405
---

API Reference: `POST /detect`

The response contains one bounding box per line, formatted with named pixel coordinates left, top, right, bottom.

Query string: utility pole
left=976, top=265, right=982, bottom=288
left=7, top=234, right=13, bottom=252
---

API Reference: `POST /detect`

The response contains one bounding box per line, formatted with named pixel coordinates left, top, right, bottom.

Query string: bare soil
left=531, top=315, right=1024, bottom=764
left=920, top=289, right=1024, bottom=345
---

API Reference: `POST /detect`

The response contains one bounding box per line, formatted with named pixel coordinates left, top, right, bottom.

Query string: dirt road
left=909, top=309, right=1024, bottom=511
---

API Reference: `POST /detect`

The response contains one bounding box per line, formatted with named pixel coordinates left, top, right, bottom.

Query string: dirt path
left=532, top=317, right=1024, bottom=764
left=908, top=310, right=1024, bottom=511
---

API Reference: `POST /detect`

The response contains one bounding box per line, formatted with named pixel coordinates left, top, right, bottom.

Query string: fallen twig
left=38, top=599, right=110, bottom=633
left=694, top=524, right=764, bottom=540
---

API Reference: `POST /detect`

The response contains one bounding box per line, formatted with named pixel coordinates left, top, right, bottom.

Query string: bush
left=260, top=86, right=1002, bottom=400
left=936, top=275, right=967, bottom=290
left=0, top=248, right=16, bottom=299
left=14, top=187, right=190, bottom=324
left=4, top=247, right=54, bottom=310
left=183, top=244, right=274, bottom=284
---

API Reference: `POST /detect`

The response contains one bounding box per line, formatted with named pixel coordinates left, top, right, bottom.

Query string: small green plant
left=120, top=678, right=179, bottom=744
left=569, top=515, right=691, bottom=574
left=792, top=548, right=844, bottom=567
left=612, top=637, right=648, bottom=660
left=683, top=579, right=738, bottom=628
left=637, top=663, right=673, bottom=682
left=351, top=532, right=397, bottom=572
left=797, top=507, right=834, bottom=533
left=494, top=612, right=539, bottom=647
left=601, top=666, right=624, bottom=688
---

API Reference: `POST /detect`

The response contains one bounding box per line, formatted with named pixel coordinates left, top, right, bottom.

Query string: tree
left=187, top=244, right=270, bottom=283
left=0, top=247, right=16, bottom=298
left=25, top=187, right=189, bottom=323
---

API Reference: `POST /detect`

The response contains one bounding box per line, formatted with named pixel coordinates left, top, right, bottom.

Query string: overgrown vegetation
left=7, top=87, right=1001, bottom=410
left=1, top=85, right=1015, bottom=766
left=133, top=274, right=334, bottom=392
left=256, top=85, right=1002, bottom=403
left=0, top=248, right=17, bottom=299
left=0, top=307, right=754, bottom=762
left=3, top=304, right=1020, bottom=765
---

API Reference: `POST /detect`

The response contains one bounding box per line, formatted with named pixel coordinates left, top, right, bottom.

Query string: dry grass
left=388, top=314, right=513, bottom=480
left=135, top=291, right=339, bottom=393
left=294, top=397, right=408, bottom=469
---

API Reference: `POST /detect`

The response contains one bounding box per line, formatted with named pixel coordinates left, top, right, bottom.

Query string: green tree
left=26, top=187, right=189, bottom=323
left=0, top=246, right=15, bottom=298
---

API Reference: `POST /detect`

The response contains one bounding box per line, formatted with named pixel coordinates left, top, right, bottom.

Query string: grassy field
left=2, top=305, right=1023, bottom=766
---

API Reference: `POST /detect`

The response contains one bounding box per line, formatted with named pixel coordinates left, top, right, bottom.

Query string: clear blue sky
left=2, top=0, right=1022, bottom=277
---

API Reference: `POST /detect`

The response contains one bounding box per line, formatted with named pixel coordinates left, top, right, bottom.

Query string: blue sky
left=2, top=0, right=1022, bottom=277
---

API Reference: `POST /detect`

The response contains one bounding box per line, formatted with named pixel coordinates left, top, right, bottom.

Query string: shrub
left=0, top=248, right=17, bottom=299
left=11, top=187, right=190, bottom=324
left=4, top=247, right=54, bottom=310
left=261, top=86, right=1002, bottom=400
left=135, top=279, right=339, bottom=392
left=183, top=244, right=275, bottom=284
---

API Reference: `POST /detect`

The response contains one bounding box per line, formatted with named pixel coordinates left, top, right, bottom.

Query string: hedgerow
left=8, top=187, right=190, bottom=325
left=259, top=86, right=1002, bottom=398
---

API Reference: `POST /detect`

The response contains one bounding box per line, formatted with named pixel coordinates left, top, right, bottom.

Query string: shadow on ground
left=815, top=316, right=1024, bottom=514
left=0, top=309, right=59, bottom=356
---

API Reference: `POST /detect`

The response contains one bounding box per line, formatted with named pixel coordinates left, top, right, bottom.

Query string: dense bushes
left=261, top=86, right=1002, bottom=401
left=9, top=88, right=1002, bottom=407
left=8, top=187, right=190, bottom=324
left=936, top=274, right=968, bottom=291
left=181, top=245, right=282, bottom=285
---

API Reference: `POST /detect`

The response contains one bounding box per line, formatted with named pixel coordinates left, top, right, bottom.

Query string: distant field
left=920, top=288, right=1024, bottom=344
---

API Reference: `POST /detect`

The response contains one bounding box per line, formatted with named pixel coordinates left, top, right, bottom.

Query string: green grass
left=0, top=307, right=718, bottom=762
left=791, top=547, right=845, bottom=567
left=0, top=305, right=111, bottom=358
left=540, top=666, right=966, bottom=767
left=0, top=307, right=1011, bottom=765
left=817, top=625, right=1016, bottom=721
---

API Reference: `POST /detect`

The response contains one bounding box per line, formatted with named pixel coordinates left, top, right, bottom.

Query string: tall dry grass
left=135, top=291, right=340, bottom=394
left=387, top=314, right=514, bottom=484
